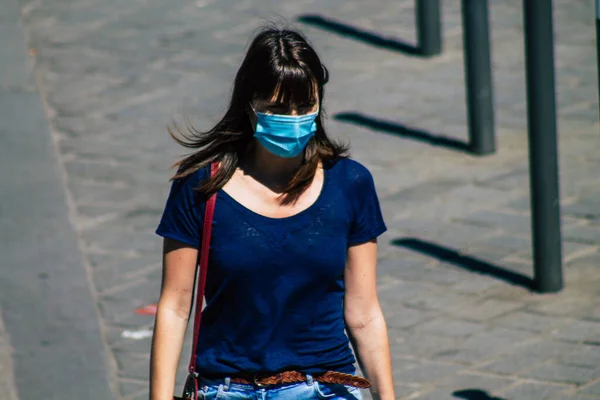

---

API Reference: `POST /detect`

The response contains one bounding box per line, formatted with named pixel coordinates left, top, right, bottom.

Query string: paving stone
left=69, top=181, right=142, bottom=207
left=516, top=241, right=596, bottom=262
left=567, top=251, right=600, bottom=270
left=64, top=160, right=137, bottom=185
left=582, top=381, right=600, bottom=396
left=476, top=351, right=551, bottom=376
left=435, top=328, right=537, bottom=364
left=411, top=317, right=485, bottom=338
left=457, top=211, right=532, bottom=234
left=381, top=305, right=438, bottom=330
left=92, top=254, right=160, bottom=294
left=403, top=292, right=480, bottom=314
left=379, top=281, right=442, bottom=303
left=498, top=382, right=569, bottom=400
left=448, top=276, right=504, bottom=295
left=558, top=345, right=600, bottom=369
left=0, top=309, right=18, bottom=400
left=85, top=229, right=162, bottom=253
left=399, top=263, right=473, bottom=287
left=550, top=320, right=600, bottom=343
left=563, top=198, right=600, bottom=219
left=448, top=299, right=524, bottom=322
left=491, top=311, right=572, bottom=333
left=393, top=334, right=462, bottom=358
left=111, top=331, right=154, bottom=354
left=505, top=197, right=532, bottom=212
left=411, top=389, right=458, bottom=400
left=563, top=226, right=600, bottom=245
left=516, top=339, right=585, bottom=357
left=114, top=351, right=150, bottom=381
left=377, top=257, right=434, bottom=275
left=523, top=363, right=600, bottom=385
left=376, top=274, right=403, bottom=293
left=97, top=296, right=158, bottom=328
left=527, top=294, right=600, bottom=318
left=474, top=235, right=533, bottom=254
left=87, top=252, right=131, bottom=269
left=125, top=390, right=150, bottom=400
left=436, top=372, right=516, bottom=392
left=393, top=360, right=458, bottom=384
left=388, top=384, right=423, bottom=399
left=560, top=395, right=600, bottom=400
left=119, top=379, right=148, bottom=397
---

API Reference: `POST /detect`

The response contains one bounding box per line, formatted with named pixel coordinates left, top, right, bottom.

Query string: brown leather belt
left=228, top=371, right=371, bottom=389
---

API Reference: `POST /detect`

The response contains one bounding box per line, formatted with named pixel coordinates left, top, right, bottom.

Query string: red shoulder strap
left=188, top=161, right=218, bottom=376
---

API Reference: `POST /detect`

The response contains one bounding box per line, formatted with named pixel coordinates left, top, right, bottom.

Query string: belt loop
left=305, top=373, right=314, bottom=385
left=224, top=377, right=231, bottom=392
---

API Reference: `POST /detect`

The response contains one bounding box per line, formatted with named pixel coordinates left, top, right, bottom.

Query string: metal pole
left=523, top=0, right=563, bottom=293
left=462, top=0, right=496, bottom=155
left=416, top=0, right=442, bottom=57
left=597, top=0, right=600, bottom=121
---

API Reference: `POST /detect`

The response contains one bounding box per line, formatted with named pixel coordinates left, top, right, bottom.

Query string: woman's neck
left=239, top=140, right=304, bottom=192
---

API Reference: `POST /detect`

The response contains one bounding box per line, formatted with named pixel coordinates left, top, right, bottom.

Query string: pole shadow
left=392, top=237, right=533, bottom=290
left=453, top=389, right=507, bottom=400
left=334, top=112, right=471, bottom=154
left=297, top=14, right=422, bottom=56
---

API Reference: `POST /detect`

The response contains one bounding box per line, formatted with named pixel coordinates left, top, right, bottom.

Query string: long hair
left=169, top=27, right=349, bottom=203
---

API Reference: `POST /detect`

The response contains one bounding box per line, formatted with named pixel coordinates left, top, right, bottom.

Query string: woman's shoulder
left=166, top=164, right=212, bottom=205
left=326, top=157, right=374, bottom=185
left=172, top=163, right=211, bottom=187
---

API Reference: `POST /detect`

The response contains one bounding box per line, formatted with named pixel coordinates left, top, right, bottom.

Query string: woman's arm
left=150, top=238, right=199, bottom=400
left=344, top=239, right=395, bottom=400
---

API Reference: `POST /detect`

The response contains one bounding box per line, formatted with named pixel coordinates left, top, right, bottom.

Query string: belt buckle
left=253, top=375, right=265, bottom=388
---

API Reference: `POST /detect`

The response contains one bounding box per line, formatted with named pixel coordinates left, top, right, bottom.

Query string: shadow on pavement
left=297, top=14, right=422, bottom=56
left=334, top=112, right=471, bottom=154
left=392, top=237, right=533, bottom=290
left=453, top=389, right=507, bottom=400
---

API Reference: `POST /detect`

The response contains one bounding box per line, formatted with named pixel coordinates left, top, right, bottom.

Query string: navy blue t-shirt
left=156, top=157, right=386, bottom=376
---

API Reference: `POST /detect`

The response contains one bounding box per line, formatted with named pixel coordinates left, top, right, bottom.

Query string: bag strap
left=188, top=161, right=218, bottom=376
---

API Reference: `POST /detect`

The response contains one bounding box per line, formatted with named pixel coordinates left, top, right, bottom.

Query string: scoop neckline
left=218, top=167, right=329, bottom=223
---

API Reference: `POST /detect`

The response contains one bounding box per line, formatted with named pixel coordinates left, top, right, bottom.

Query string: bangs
left=253, top=64, right=319, bottom=106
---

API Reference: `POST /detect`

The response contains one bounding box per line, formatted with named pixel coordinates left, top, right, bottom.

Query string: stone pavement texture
left=0, top=308, right=18, bottom=400
left=0, top=0, right=113, bottom=398
left=7, top=0, right=600, bottom=398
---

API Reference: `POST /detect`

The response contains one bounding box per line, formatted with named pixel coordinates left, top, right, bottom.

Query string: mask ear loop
left=249, top=104, right=258, bottom=116
left=248, top=104, right=259, bottom=134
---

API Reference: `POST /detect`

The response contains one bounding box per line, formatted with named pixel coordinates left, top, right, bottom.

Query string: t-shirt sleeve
left=347, top=163, right=387, bottom=245
left=155, top=172, right=205, bottom=248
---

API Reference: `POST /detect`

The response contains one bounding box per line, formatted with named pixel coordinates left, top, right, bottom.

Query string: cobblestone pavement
left=13, top=0, right=600, bottom=398
left=0, top=309, right=18, bottom=400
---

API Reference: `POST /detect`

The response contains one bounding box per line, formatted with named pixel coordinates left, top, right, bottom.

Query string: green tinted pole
left=462, top=0, right=495, bottom=155
left=416, top=0, right=442, bottom=56
left=523, top=0, right=563, bottom=293
left=597, top=0, right=600, bottom=121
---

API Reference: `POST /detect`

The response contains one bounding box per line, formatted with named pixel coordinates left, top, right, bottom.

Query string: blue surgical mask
left=252, top=108, right=318, bottom=158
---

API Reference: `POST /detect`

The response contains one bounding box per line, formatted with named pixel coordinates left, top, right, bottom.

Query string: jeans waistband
left=198, top=374, right=315, bottom=391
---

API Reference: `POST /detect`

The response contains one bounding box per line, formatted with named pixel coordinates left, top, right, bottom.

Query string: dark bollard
left=523, top=0, right=563, bottom=293
left=597, top=0, right=600, bottom=121
left=416, top=0, right=442, bottom=56
left=462, top=0, right=495, bottom=155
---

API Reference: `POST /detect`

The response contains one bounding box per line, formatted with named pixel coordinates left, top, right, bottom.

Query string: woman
left=150, top=27, right=395, bottom=400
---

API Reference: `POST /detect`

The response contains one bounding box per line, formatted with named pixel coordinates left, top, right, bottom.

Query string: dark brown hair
left=169, top=27, right=349, bottom=203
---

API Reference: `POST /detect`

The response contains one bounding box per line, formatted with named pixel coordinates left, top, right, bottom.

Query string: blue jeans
left=197, top=374, right=363, bottom=400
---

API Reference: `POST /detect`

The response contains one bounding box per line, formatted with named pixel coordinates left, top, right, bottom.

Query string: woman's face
left=251, top=97, right=319, bottom=116
left=251, top=85, right=320, bottom=116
